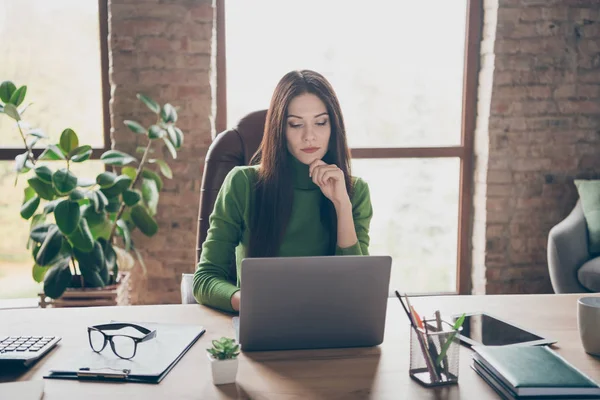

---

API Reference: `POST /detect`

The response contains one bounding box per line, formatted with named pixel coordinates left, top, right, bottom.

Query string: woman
left=193, top=70, right=373, bottom=312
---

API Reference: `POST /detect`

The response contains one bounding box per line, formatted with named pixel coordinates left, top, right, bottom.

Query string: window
left=0, top=0, right=109, bottom=299
left=219, top=0, right=481, bottom=294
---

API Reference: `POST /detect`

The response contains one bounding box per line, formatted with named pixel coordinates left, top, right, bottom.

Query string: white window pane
left=226, top=0, right=467, bottom=147
left=0, top=160, right=105, bottom=299
left=352, top=158, right=460, bottom=293
left=0, top=1, right=104, bottom=148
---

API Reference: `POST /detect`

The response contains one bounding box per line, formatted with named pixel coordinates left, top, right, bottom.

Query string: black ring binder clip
left=77, top=367, right=132, bottom=380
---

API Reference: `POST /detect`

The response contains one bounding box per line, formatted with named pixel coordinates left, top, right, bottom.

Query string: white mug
left=578, top=296, right=600, bottom=355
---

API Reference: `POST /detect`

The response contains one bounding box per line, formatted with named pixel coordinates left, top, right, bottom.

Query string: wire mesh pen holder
left=409, top=320, right=461, bottom=387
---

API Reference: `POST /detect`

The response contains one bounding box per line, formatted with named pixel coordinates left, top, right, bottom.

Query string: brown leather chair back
left=196, top=110, right=267, bottom=269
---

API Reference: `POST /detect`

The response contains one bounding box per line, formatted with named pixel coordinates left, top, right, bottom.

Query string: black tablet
left=451, top=312, right=556, bottom=347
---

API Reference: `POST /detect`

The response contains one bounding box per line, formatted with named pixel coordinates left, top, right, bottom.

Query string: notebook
left=473, top=345, right=600, bottom=397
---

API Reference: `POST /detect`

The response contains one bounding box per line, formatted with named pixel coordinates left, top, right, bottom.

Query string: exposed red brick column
left=473, top=0, right=600, bottom=294
left=108, top=0, right=214, bottom=304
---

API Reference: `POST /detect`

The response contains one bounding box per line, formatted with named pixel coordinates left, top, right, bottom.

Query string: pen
left=394, top=290, right=415, bottom=329
left=404, top=294, right=440, bottom=382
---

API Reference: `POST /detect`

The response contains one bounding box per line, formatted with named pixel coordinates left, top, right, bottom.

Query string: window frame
left=215, top=0, right=482, bottom=295
left=0, top=0, right=111, bottom=161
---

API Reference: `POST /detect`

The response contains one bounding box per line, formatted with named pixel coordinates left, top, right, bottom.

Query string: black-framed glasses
left=87, top=323, right=157, bottom=360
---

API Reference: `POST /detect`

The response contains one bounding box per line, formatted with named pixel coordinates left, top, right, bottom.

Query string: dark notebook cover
left=473, top=345, right=600, bottom=397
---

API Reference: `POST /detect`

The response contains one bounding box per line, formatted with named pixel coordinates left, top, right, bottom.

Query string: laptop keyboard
left=0, top=335, right=61, bottom=365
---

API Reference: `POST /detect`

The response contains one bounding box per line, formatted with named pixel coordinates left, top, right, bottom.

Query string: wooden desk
left=1, top=294, right=599, bottom=399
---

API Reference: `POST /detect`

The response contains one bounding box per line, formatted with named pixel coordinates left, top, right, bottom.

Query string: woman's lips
left=301, top=147, right=320, bottom=153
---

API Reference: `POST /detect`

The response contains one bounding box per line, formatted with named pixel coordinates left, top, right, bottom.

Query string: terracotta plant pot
left=208, top=353, right=238, bottom=385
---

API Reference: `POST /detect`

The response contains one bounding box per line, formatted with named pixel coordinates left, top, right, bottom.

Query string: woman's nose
left=303, top=126, right=316, bottom=142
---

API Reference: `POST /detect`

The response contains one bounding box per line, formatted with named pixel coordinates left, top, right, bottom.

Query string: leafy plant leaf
left=43, top=199, right=61, bottom=214
left=27, top=177, right=56, bottom=200
left=34, top=166, right=53, bottom=183
left=69, top=145, right=92, bottom=162
left=142, top=179, right=159, bottom=216
left=20, top=195, right=40, bottom=220
left=99, top=238, right=116, bottom=285
left=69, top=189, right=85, bottom=201
left=54, top=199, right=81, bottom=235
left=82, top=204, right=106, bottom=227
left=32, top=264, right=49, bottom=283
left=39, top=144, right=66, bottom=161
left=43, top=258, right=72, bottom=299
left=88, top=218, right=112, bottom=241
left=8, top=85, right=27, bottom=106
left=0, top=81, right=16, bottom=103
left=153, top=159, right=173, bottom=179
left=27, top=128, right=47, bottom=139
left=123, top=189, right=141, bottom=206
left=130, top=205, right=158, bottom=236
left=66, top=218, right=94, bottom=252
left=26, top=135, right=42, bottom=149
left=36, top=225, right=63, bottom=266
left=100, top=175, right=132, bottom=198
left=116, top=219, right=131, bottom=251
left=100, top=150, right=137, bottom=166
left=14, top=152, right=32, bottom=173
left=106, top=196, right=121, bottom=213
left=74, top=241, right=106, bottom=288
left=30, top=224, right=53, bottom=243
left=96, top=171, right=117, bottom=188
left=160, top=103, right=177, bottom=123
left=166, top=126, right=182, bottom=149
left=4, top=103, right=20, bottom=121
left=59, top=128, right=79, bottom=154
left=142, top=168, right=163, bottom=191
left=52, top=168, right=78, bottom=195
left=23, top=186, right=35, bottom=203
left=137, top=93, right=160, bottom=114
left=121, top=166, right=137, bottom=180
left=163, top=136, right=177, bottom=159
left=148, top=124, right=165, bottom=140
left=124, top=120, right=146, bottom=134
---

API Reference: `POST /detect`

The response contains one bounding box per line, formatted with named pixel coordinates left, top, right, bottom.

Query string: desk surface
left=1, top=293, right=598, bottom=399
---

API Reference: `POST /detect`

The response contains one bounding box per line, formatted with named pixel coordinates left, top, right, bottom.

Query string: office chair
left=181, top=110, right=267, bottom=304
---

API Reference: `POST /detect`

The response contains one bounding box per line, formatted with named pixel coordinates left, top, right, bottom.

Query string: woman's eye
left=289, top=123, right=302, bottom=128
left=316, top=120, right=328, bottom=126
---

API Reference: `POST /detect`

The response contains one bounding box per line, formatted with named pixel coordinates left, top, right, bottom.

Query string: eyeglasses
left=87, top=323, right=157, bottom=360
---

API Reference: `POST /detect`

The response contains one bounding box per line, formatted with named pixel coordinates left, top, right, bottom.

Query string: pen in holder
left=409, top=320, right=461, bottom=387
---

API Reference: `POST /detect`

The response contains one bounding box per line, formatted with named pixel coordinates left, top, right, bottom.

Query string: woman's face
left=285, top=93, right=331, bottom=165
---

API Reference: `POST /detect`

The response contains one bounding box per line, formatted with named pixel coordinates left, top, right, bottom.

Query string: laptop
left=234, top=255, right=392, bottom=351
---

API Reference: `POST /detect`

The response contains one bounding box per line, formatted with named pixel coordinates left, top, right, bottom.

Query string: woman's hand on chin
left=309, top=159, right=351, bottom=208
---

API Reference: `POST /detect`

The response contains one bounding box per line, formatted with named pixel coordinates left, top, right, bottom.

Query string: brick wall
left=472, top=0, right=600, bottom=294
left=109, top=0, right=214, bottom=304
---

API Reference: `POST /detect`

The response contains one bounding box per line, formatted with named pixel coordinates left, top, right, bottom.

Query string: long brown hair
left=248, top=70, right=353, bottom=257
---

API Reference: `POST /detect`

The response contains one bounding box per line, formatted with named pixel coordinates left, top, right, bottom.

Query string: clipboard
left=44, top=322, right=205, bottom=384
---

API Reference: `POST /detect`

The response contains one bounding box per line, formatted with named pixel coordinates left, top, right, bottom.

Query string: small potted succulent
left=206, top=337, right=240, bottom=385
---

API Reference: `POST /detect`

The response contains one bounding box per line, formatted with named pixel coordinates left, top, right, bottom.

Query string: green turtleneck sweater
left=193, top=157, right=373, bottom=312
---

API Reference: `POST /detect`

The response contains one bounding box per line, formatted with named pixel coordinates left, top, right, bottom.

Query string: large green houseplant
left=0, top=80, right=184, bottom=299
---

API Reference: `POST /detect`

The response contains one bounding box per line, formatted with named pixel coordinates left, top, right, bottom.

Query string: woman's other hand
left=309, top=159, right=351, bottom=208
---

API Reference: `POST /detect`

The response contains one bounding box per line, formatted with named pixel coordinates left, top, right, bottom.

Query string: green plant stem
left=107, top=140, right=153, bottom=243
left=16, top=122, right=36, bottom=166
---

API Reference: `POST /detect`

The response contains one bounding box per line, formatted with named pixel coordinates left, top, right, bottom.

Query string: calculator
left=0, top=335, right=61, bottom=367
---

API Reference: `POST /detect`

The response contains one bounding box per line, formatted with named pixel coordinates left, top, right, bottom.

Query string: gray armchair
left=547, top=200, right=599, bottom=293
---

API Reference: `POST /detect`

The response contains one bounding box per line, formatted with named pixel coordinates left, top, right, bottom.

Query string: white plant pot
left=208, top=354, right=238, bottom=385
